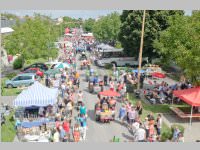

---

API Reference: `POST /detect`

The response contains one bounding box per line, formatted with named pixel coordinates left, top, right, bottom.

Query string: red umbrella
left=152, top=72, right=166, bottom=78
left=99, top=90, right=120, bottom=97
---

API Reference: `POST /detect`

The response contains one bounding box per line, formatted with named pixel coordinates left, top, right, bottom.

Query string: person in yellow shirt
left=75, top=72, right=80, bottom=79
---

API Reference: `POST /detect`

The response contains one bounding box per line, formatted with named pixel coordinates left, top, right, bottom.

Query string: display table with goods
left=16, top=120, right=55, bottom=142
left=94, top=102, right=116, bottom=123
left=80, top=60, right=91, bottom=70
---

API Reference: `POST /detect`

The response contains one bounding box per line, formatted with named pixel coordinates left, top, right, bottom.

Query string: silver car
left=5, top=73, right=37, bottom=88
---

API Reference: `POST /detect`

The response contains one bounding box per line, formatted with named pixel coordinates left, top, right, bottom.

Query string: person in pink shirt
left=56, top=119, right=61, bottom=129
left=110, top=81, right=115, bottom=91
left=126, top=102, right=132, bottom=123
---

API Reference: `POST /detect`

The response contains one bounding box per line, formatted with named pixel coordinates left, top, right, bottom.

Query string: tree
left=62, top=16, right=82, bottom=29
left=154, top=11, right=200, bottom=85
left=92, top=12, right=121, bottom=46
left=118, top=10, right=184, bottom=59
left=1, top=13, right=19, bottom=20
left=83, top=18, right=95, bottom=32
left=4, top=14, right=59, bottom=64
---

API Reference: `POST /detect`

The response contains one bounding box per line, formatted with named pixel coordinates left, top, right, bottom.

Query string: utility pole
left=137, top=10, right=146, bottom=90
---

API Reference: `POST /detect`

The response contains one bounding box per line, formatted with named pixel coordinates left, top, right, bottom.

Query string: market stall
left=13, top=81, right=59, bottom=142
left=13, top=81, right=59, bottom=108
left=173, top=87, right=200, bottom=126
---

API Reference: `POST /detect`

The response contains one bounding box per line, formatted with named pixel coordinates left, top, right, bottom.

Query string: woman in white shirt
left=53, top=128, right=60, bottom=142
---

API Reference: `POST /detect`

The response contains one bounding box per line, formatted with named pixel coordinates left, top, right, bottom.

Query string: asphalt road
left=73, top=52, right=133, bottom=142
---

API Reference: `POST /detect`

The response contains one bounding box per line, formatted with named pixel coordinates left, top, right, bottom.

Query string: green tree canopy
left=4, top=14, right=59, bottom=62
left=83, top=18, right=96, bottom=32
left=62, top=16, right=82, bottom=29
left=92, top=12, right=121, bottom=46
left=118, top=10, right=184, bottom=59
left=154, top=11, right=200, bottom=85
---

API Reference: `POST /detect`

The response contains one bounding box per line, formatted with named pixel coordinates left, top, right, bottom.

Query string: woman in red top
left=73, top=124, right=80, bottom=142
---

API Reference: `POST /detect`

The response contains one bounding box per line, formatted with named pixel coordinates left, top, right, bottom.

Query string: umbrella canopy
left=45, top=68, right=61, bottom=76
left=99, top=90, right=120, bottom=97
left=132, top=69, right=146, bottom=73
left=55, top=63, right=70, bottom=69
left=152, top=72, right=166, bottom=78
left=173, top=87, right=200, bottom=106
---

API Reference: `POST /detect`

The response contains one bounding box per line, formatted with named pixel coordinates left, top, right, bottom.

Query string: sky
left=1, top=10, right=122, bottom=19
left=1, top=10, right=192, bottom=19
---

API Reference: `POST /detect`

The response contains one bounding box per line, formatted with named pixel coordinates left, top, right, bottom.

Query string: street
left=73, top=52, right=133, bottom=142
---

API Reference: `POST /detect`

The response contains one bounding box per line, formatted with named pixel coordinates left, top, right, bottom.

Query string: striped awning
left=13, top=81, right=58, bottom=107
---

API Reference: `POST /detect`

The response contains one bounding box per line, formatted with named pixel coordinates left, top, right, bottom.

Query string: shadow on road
left=113, top=119, right=135, bottom=136
left=121, top=133, right=134, bottom=142
left=87, top=109, right=96, bottom=122
left=113, top=119, right=128, bottom=128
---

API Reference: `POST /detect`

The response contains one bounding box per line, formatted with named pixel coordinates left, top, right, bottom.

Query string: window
left=31, top=64, right=37, bottom=68
left=102, top=52, right=112, bottom=58
left=24, top=70, right=35, bottom=73
left=20, top=76, right=32, bottom=80
left=13, top=76, right=20, bottom=81
left=112, top=52, right=122, bottom=58
left=29, top=70, right=37, bottom=73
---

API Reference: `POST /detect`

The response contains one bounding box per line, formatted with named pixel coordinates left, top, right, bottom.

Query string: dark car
left=23, top=63, right=48, bottom=71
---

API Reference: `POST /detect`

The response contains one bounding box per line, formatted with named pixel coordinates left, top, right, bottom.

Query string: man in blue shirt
left=80, top=103, right=87, bottom=116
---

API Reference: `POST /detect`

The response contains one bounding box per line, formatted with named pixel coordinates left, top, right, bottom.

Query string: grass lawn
left=128, top=93, right=190, bottom=119
left=128, top=93, right=187, bottom=141
left=1, top=111, right=16, bottom=142
left=2, top=88, right=23, bottom=96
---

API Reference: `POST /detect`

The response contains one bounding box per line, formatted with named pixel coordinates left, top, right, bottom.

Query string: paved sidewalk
left=162, top=113, right=200, bottom=142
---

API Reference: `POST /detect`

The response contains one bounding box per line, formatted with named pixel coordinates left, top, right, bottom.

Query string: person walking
left=143, top=117, right=150, bottom=139
left=126, top=102, right=132, bottom=124
left=155, top=114, right=162, bottom=141
left=53, top=128, right=60, bottom=142
left=128, top=107, right=138, bottom=127
left=109, top=80, right=115, bottom=91
left=73, top=124, right=81, bottom=142
left=80, top=103, right=87, bottom=116
left=118, top=104, right=126, bottom=124
left=78, top=114, right=87, bottom=141
left=172, top=126, right=180, bottom=142
left=61, top=81, right=66, bottom=98
left=103, top=75, right=108, bottom=86
left=136, top=101, right=143, bottom=116
left=134, top=127, right=146, bottom=142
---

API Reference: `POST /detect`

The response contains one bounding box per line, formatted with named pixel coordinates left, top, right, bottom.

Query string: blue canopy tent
left=13, top=81, right=58, bottom=107
left=132, top=69, right=146, bottom=74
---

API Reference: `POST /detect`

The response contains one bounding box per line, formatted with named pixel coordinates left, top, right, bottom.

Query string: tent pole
left=189, top=106, right=193, bottom=127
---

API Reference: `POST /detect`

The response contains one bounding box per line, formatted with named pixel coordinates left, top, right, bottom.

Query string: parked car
left=5, top=73, right=37, bottom=88
left=23, top=63, right=48, bottom=71
left=20, top=68, right=44, bottom=77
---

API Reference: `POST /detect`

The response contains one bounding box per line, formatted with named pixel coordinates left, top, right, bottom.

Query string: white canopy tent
left=13, top=81, right=59, bottom=107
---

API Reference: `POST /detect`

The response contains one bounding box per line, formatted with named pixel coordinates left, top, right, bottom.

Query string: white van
left=95, top=48, right=148, bottom=67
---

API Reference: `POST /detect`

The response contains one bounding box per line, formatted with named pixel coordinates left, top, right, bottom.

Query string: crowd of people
left=13, top=29, right=189, bottom=142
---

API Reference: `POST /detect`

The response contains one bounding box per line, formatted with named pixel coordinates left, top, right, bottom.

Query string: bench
left=170, top=106, right=200, bottom=118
